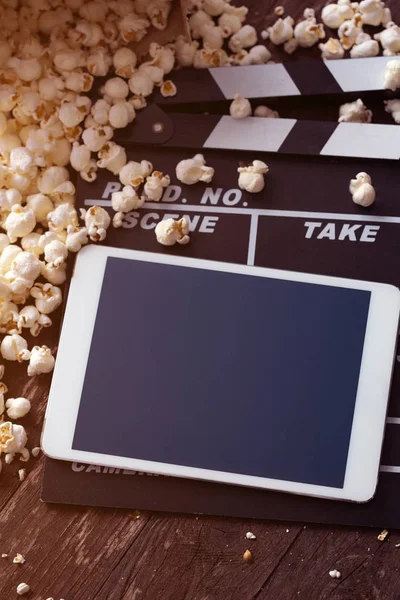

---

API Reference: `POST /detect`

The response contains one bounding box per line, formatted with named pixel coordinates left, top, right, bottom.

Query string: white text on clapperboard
left=102, top=183, right=380, bottom=242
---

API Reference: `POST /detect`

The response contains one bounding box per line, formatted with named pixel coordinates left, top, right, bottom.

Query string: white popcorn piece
left=9, top=147, right=34, bottom=175
left=174, top=36, right=199, bottom=68
left=65, top=225, right=89, bottom=253
left=8, top=57, right=42, bottom=82
left=18, top=305, right=51, bottom=337
left=103, top=77, right=130, bottom=100
left=143, top=171, right=171, bottom=202
left=6, top=397, right=31, bottom=420
left=267, top=16, right=294, bottom=45
left=113, top=47, right=137, bottom=78
left=31, top=282, right=62, bottom=314
left=203, top=0, right=226, bottom=17
left=16, top=583, right=30, bottom=596
left=32, top=447, right=40, bottom=457
left=1, top=334, right=30, bottom=362
left=218, top=12, right=242, bottom=36
left=339, top=99, right=372, bottom=123
left=338, top=15, right=363, bottom=50
left=148, top=43, right=175, bottom=75
left=238, top=160, right=269, bottom=193
left=47, top=203, right=78, bottom=232
left=59, top=102, right=88, bottom=129
left=26, top=193, right=53, bottom=225
left=294, top=16, right=325, bottom=48
left=21, top=233, right=43, bottom=257
left=230, top=50, right=253, bottom=66
left=97, top=142, right=127, bottom=175
left=3, top=206, right=36, bottom=243
left=64, top=71, right=94, bottom=94
left=176, top=154, right=214, bottom=185
left=0, top=245, right=22, bottom=275
left=82, top=125, right=114, bottom=152
left=138, top=63, right=164, bottom=86
left=383, top=60, right=400, bottom=91
left=329, top=570, right=341, bottom=579
left=0, top=422, right=28, bottom=459
left=80, top=206, right=111, bottom=242
left=230, top=94, right=252, bottom=119
left=228, top=25, right=257, bottom=52
left=108, top=102, right=135, bottom=129
left=87, top=47, right=112, bottom=77
left=193, top=47, right=230, bottom=68
left=118, top=13, right=150, bottom=43
left=189, top=10, right=214, bottom=39
left=350, top=172, right=376, bottom=207
left=119, top=160, right=153, bottom=187
left=111, top=186, right=143, bottom=212
left=155, top=217, right=190, bottom=246
left=321, top=0, right=354, bottom=29
left=246, top=531, right=257, bottom=540
left=70, top=142, right=92, bottom=173
left=0, top=233, right=10, bottom=253
left=160, top=80, right=177, bottom=98
left=27, top=345, right=55, bottom=376
left=13, top=553, right=25, bottom=564
left=200, top=23, right=224, bottom=50
left=44, top=240, right=68, bottom=268
left=128, top=71, right=154, bottom=97
left=6, top=251, right=41, bottom=293
left=359, top=0, right=386, bottom=26
left=37, top=166, right=71, bottom=196
left=113, top=212, right=125, bottom=228
left=374, top=22, right=400, bottom=56
left=350, top=33, right=380, bottom=57
left=319, top=38, right=345, bottom=60
left=248, top=45, right=272, bottom=64
left=254, top=105, right=279, bottom=118
left=91, top=99, right=111, bottom=126
left=384, top=99, right=400, bottom=123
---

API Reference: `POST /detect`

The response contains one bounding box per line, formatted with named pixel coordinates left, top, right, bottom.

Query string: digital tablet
left=42, top=247, right=400, bottom=502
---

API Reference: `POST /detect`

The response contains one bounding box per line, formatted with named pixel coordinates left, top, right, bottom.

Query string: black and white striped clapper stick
left=154, top=56, right=400, bottom=103
left=115, top=106, right=400, bottom=162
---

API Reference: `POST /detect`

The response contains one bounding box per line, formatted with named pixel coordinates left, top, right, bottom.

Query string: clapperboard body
left=43, top=57, right=400, bottom=528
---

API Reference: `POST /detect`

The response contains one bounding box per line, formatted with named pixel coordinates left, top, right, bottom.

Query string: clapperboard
left=43, top=57, right=400, bottom=528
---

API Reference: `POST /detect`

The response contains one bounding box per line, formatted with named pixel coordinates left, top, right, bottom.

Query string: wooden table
left=1, top=2, right=400, bottom=599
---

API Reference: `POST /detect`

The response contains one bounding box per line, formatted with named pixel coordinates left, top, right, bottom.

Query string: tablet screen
left=73, top=257, right=371, bottom=488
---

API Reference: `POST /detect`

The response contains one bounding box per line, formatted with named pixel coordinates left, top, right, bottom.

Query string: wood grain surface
left=1, top=2, right=400, bottom=599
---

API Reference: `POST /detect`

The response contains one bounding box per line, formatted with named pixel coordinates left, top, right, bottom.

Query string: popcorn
left=0, top=189, right=23, bottom=221
left=203, top=0, right=226, bottom=17
left=0, top=422, right=28, bottom=459
left=6, top=251, right=41, bottom=293
left=47, top=203, right=78, bottom=232
left=27, top=344, right=55, bottom=376
left=118, top=13, right=150, bottom=43
left=113, top=47, right=137, bottom=78
left=321, top=0, right=354, bottom=29
left=383, top=60, right=400, bottom=91
left=155, top=217, right=190, bottom=246
left=193, top=47, right=229, bottom=68
left=65, top=225, right=88, bottom=252
left=103, top=77, right=130, bottom=100
left=148, top=43, right=175, bottom=74
left=254, top=105, right=279, bottom=118
left=128, top=71, right=154, bottom=97
left=201, top=24, right=224, bottom=49
left=82, top=125, right=113, bottom=152
left=37, top=166, right=71, bottom=196
left=266, top=17, right=294, bottom=45
left=138, top=64, right=164, bottom=86
left=1, top=334, right=30, bottom=362
left=189, top=10, right=213, bottom=38
left=70, top=142, right=92, bottom=173
left=108, top=102, right=135, bottom=129
left=0, top=86, right=18, bottom=113
left=0, top=245, right=22, bottom=275
left=174, top=37, right=199, bottom=68
left=79, top=0, right=108, bottom=22
left=160, top=80, right=177, bottom=97
left=339, top=99, right=372, bottom=123
left=53, top=49, right=85, bottom=72
left=0, top=234, right=10, bottom=252
left=350, top=172, right=376, bottom=207
left=3, top=206, right=36, bottom=243
left=218, top=12, right=242, bottom=36
left=97, top=142, right=127, bottom=174
left=111, top=185, right=143, bottom=212
left=359, top=0, right=386, bottom=26
left=59, top=100, right=90, bottom=128
left=87, top=47, right=112, bottom=76
left=238, top=160, right=269, bottom=193
left=21, top=233, right=43, bottom=257
left=374, top=22, right=400, bottom=56
left=38, top=77, right=65, bottom=102
left=229, top=94, right=252, bottom=119
left=16, top=583, right=30, bottom=596
left=18, top=305, right=51, bottom=336
left=72, top=21, right=103, bottom=47
left=329, top=570, right=341, bottom=579
left=385, top=99, right=400, bottom=123
left=64, top=72, right=94, bottom=94
left=319, top=38, right=345, bottom=60
left=228, top=25, right=258, bottom=52
left=43, top=240, right=68, bottom=268
left=5, top=397, right=31, bottom=420
left=91, top=99, right=111, bottom=126
left=30, top=282, right=62, bottom=314
left=338, top=15, right=363, bottom=50
left=294, top=15, right=325, bottom=48
left=80, top=206, right=111, bottom=242
left=248, top=45, right=272, bottom=64
left=143, top=171, right=170, bottom=201
left=7, top=57, right=42, bottom=82
left=80, top=159, right=98, bottom=182
left=350, top=36, right=379, bottom=58
left=119, top=160, right=153, bottom=187
left=175, top=154, right=214, bottom=185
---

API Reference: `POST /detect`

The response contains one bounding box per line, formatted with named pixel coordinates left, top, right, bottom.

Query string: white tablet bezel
left=42, top=246, right=400, bottom=502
